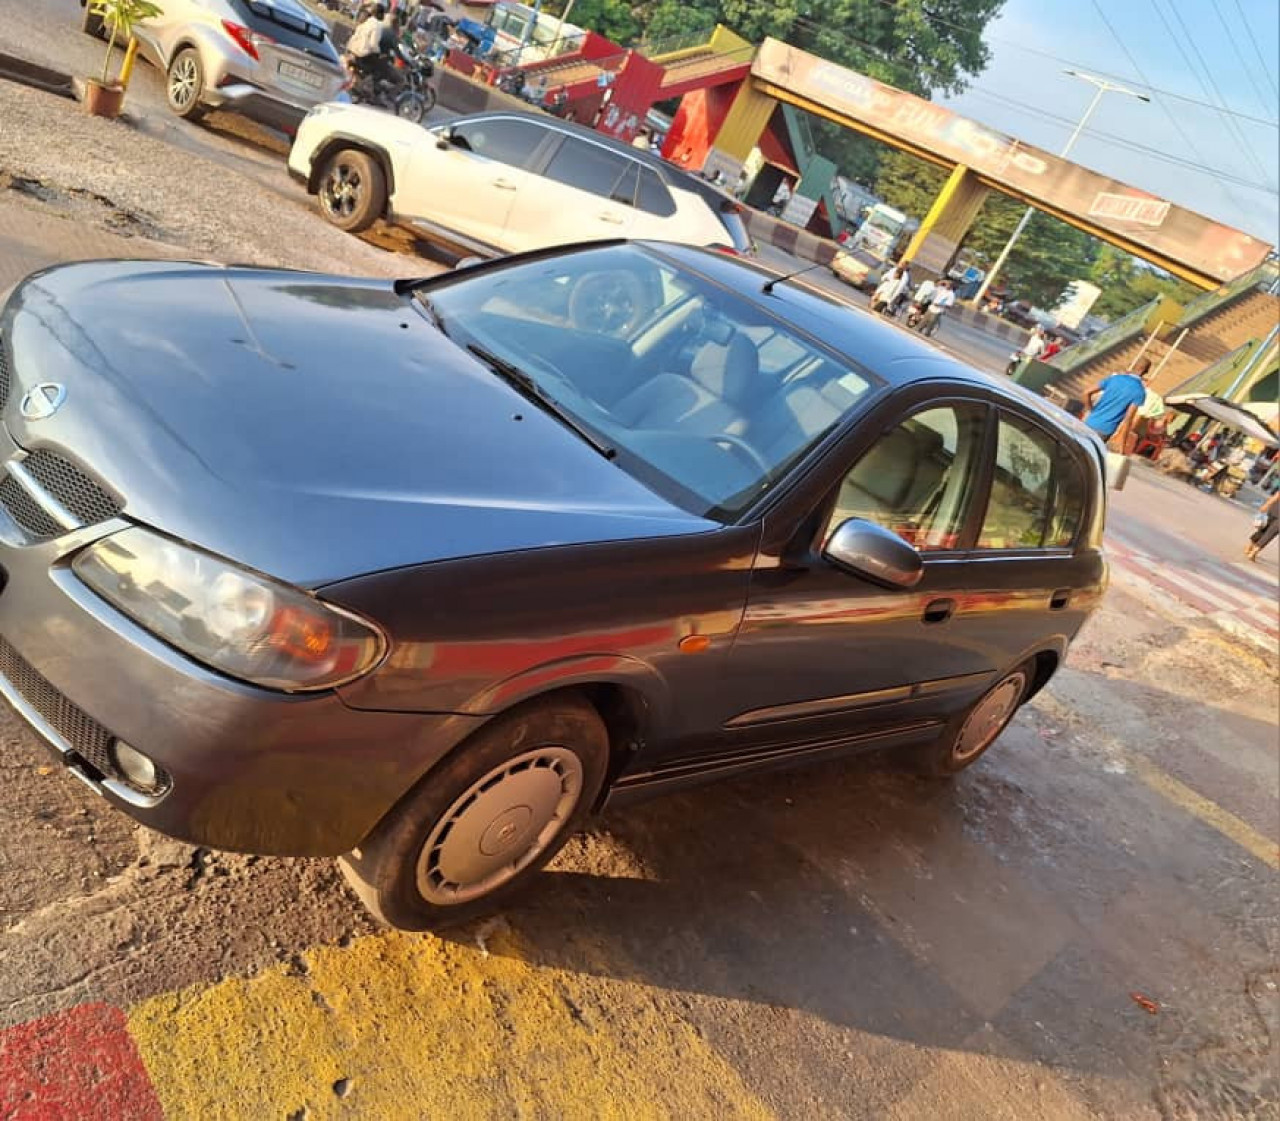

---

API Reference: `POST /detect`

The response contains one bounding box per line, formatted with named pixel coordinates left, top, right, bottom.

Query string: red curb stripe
left=0, top=1003, right=162, bottom=1121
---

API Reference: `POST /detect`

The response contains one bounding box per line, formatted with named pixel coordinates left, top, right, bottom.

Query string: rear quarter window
left=230, top=0, right=338, bottom=61
left=637, top=169, right=677, bottom=217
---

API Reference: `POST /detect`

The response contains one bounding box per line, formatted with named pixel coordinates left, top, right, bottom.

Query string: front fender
left=462, top=652, right=672, bottom=729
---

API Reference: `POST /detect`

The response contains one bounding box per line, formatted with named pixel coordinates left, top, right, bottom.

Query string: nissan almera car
left=0, top=242, right=1106, bottom=930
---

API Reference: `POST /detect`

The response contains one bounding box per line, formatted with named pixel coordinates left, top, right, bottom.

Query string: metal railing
left=1165, top=339, right=1257, bottom=398
left=640, top=25, right=719, bottom=58
left=1177, top=257, right=1279, bottom=328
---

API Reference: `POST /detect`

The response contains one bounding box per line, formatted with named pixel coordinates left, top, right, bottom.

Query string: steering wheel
left=710, top=434, right=771, bottom=477
left=568, top=270, right=652, bottom=335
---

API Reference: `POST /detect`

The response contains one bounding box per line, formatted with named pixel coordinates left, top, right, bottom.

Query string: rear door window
left=979, top=413, right=1085, bottom=549
left=542, top=138, right=632, bottom=198
left=637, top=169, right=677, bottom=217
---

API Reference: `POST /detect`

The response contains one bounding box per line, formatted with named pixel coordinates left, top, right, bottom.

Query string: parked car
left=288, top=107, right=755, bottom=256
left=0, top=241, right=1106, bottom=930
left=80, top=0, right=347, bottom=131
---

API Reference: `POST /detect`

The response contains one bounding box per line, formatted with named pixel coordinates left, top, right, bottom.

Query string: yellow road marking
left=1128, top=755, right=1279, bottom=871
left=128, top=923, right=775, bottom=1121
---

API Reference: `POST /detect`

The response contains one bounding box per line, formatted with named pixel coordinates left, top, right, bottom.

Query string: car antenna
left=762, top=261, right=828, bottom=294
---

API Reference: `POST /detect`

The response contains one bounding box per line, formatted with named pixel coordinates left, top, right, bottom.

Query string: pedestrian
left=631, top=127, right=650, bottom=150
left=889, top=260, right=913, bottom=316
left=872, top=263, right=908, bottom=316
left=918, top=278, right=956, bottom=336
left=735, top=169, right=749, bottom=198
left=769, top=179, right=792, bottom=216
left=1040, top=333, right=1063, bottom=360
left=1082, top=356, right=1152, bottom=447
left=1245, top=490, right=1279, bottom=561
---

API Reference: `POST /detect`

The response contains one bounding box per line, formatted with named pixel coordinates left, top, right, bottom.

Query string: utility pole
left=973, top=71, right=1150, bottom=307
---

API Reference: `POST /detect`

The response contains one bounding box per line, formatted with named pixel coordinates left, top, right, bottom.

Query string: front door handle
left=1049, top=588, right=1072, bottom=610
left=597, top=212, right=625, bottom=224
left=492, top=178, right=517, bottom=190
left=922, top=598, right=956, bottom=624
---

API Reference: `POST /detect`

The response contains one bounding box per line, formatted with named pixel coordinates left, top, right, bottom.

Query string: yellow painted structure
left=902, top=164, right=990, bottom=275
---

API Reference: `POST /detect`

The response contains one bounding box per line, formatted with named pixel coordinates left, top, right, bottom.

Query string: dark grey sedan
left=0, top=242, right=1106, bottom=929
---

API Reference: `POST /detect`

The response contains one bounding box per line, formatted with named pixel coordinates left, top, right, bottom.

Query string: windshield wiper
left=465, top=343, right=617, bottom=461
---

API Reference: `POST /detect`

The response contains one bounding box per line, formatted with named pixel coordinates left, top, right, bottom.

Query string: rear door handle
left=922, top=598, right=955, bottom=624
left=597, top=212, right=625, bottom=224
left=1049, top=588, right=1072, bottom=610
left=492, top=178, right=517, bottom=190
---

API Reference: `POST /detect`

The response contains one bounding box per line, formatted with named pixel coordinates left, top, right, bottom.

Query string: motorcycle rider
left=346, top=2, right=398, bottom=95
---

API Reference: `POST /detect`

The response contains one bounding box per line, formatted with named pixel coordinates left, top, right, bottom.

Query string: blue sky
left=940, top=0, right=1279, bottom=243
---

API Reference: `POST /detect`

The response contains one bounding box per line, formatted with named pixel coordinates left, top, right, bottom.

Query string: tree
left=545, top=0, right=642, bottom=45
left=1088, top=245, right=1199, bottom=319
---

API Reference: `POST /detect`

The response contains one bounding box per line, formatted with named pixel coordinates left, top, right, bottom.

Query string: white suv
left=288, top=107, right=753, bottom=256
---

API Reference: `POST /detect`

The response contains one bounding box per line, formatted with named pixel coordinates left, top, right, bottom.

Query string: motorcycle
left=345, top=45, right=435, bottom=123
left=905, top=300, right=928, bottom=331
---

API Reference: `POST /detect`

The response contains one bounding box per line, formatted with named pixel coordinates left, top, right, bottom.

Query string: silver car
left=81, top=0, right=347, bottom=130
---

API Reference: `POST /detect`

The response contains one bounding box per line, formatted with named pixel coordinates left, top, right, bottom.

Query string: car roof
left=644, top=242, right=1108, bottom=459
left=455, top=111, right=735, bottom=202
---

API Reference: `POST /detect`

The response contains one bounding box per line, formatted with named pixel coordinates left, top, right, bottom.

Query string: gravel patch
left=0, top=80, right=406, bottom=277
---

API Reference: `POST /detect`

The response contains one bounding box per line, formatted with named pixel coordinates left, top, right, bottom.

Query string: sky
left=939, top=0, right=1280, bottom=244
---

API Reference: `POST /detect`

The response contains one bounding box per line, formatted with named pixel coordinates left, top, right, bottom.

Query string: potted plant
left=84, top=0, right=162, bottom=118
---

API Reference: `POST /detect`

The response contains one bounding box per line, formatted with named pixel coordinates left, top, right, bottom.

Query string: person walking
left=1082, top=356, right=1152, bottom=447
left=872, top=263, right=909, bottom=316
left=918, top=279, right=955, bottom=337
left=1006, top=325, right=1045, bottom=375
left=1246, top=490, right=1280, bottom=561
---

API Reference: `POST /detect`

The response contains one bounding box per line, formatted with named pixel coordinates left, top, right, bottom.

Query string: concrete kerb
left=0, top=51, right=76, bottom=99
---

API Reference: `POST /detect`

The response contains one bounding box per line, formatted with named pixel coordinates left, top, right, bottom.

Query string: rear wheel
left=340, top=694, right=609, bottom=930
left=166, top=48, right=207, bottom=120
left=394, top=89, right=426, bottom=123
left=317, top=148, right=386, bottom=233
left=913, top=663, right=1032, bottom=777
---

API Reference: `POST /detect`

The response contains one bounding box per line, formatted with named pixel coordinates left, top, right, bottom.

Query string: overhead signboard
left=751, top=39, right=1272, bottom=284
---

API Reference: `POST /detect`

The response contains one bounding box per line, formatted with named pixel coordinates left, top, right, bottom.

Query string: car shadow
left=438, top=668, right=1278, bottom=1082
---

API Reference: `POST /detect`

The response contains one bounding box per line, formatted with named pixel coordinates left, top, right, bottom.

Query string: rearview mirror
left=823, top=518, right=924, bottom=589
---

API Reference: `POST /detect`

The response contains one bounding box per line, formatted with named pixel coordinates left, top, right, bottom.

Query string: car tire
left=82, top=4, right=108, bottom=39
left=166, top=47, right=207, bottom=120
left=317, top=148, right=386, bottom=233
left=912, top=662, right=1033, bottom=777
left=339, top=693, right=609, bottom=931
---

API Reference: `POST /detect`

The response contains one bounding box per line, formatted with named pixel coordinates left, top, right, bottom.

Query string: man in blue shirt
left=1084, top=357, right=1152, bottom=445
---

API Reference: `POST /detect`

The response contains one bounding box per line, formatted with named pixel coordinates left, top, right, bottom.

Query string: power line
left=1227, top=0, right=1280, bottom=100
left=964, top=87, right=1277, bottom=195
left=851, top=0, right=1279, bottom=129
left=1088, top=0, right=1264, bottom=218
left=1208, top=0, right=1276, bottom=116
left=1160, top=0, right=1275, bottom=189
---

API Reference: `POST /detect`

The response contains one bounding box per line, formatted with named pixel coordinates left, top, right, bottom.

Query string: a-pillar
left=700, top=80, right=776, bottom=182
left=902, top=164, right=990, bottom=278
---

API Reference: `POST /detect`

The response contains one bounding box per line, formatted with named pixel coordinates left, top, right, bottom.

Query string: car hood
left=1, top=262, right=711, bottom=586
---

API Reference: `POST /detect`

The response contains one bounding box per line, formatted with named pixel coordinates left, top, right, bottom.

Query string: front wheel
left=340, top=694, right=609, bottom=930
left=912, top=663, right=1032, bottom=777
left=166, top=47, right=207, bottom=120
left=394, top=89, right=426, bottom=123
left=317, top=148, right=387, bottom=233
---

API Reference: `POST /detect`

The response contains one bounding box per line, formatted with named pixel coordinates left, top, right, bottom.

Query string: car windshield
left=424, top=245, right=880, bottom=521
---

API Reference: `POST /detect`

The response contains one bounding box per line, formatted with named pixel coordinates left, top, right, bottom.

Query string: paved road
left=0, top=11, right=1278, bottom=1121
left=753, top=244, right=1016, bottom=376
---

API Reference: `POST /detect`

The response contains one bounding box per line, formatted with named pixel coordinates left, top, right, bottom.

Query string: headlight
left=73, top=528, right=386, bottom=692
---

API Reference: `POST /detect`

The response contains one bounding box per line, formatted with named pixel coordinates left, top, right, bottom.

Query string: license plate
left=278, top=61, right=323, bottom=89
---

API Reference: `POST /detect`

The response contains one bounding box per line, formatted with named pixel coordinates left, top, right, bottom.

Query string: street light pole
left=972, top=71, right=1150, bottom=307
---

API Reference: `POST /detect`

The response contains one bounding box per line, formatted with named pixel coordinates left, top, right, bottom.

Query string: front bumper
left=0, top=499, right=483, bottom=856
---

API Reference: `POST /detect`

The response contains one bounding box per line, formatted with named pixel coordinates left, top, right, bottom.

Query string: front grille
left=0, top=336, right=10, bottom=409
left=0, top=472, right=63, bottom=538
left=0, top=637, right=115, bottom=778
left=21, top=450, right=121, bottom=526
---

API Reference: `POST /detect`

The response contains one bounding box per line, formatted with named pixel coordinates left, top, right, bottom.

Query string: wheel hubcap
left=953, top=672, right=1026, bottom=761
left=169, top=57, right=197, bottom=107
left=416, top=747, right=583, bottom=905
left=321, top=164, right=362, bottom=219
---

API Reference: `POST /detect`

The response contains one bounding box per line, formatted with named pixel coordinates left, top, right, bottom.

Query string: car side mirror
left=822, top=518, right=924, bottom=589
